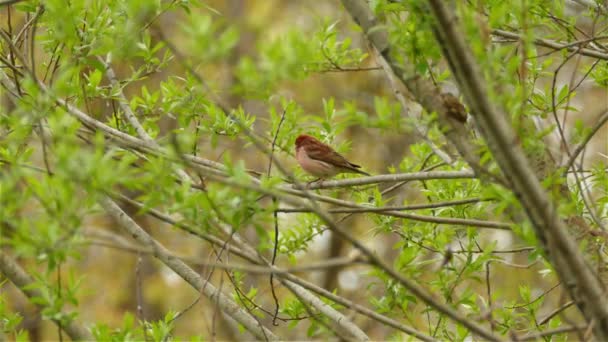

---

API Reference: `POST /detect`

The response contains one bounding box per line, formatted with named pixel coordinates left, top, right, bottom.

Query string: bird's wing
left=304, top=143, right=361, bottom=169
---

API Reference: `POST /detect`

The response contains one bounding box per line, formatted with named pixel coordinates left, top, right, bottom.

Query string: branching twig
left=492, top=29, right=608, bottom=60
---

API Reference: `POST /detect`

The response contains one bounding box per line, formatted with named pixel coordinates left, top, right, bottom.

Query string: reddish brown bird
left=295, top=134, right=370, bottom=179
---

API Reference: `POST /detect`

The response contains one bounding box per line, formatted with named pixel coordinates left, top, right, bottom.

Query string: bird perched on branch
left=295, top=134, right=370, bottom=180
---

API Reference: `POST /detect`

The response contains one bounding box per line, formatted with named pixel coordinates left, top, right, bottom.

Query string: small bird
left=295, top=134, right=370, bottom=180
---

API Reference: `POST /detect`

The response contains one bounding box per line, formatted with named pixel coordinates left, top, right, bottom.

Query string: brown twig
left=492, top=29, right=608, bottom=60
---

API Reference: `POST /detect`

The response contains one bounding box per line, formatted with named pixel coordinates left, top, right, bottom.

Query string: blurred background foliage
left=0, top=0, right=607, bottom=340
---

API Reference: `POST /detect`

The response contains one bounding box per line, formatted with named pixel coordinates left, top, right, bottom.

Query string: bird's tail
left=347, top=163, right=370, bottom=176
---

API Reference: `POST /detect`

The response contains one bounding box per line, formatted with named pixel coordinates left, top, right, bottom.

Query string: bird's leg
left=306, top=178, right=322, bottom=188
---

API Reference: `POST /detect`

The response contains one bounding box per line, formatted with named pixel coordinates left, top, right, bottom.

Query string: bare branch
left=492, top=29, right=608, bottom=60
left=84, top=233, right=367, bottom=275
left=303, top=170, right=475, bottom=189
left=538, top=301, right=576, bottom=325
left=279, top=197, right=486, bottom=213
left=518, top=324, right=586, bottom=341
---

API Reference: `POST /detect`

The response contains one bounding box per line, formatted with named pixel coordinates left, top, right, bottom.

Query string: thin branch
left=550, top=48, right=579, bottom=162
left=518, top=324, right=586, bottom=341
left=563, top=109, right=608, bottom=170
left=303, top=170, right=475, bottom=190
left=192, top=158, right=514, bottom=233
left=485, top=262, right=495, bottom=333
left=12, top=6, right=43, bottom=44
left=85, top=236, right=367, bottom=275
left=315, top=66, right=383, bottom=72
left=492, top=29, right=608, bottom=60
left=505, top=282, right=561, bottom=309
left=538, top=301, right=576, bottom=325
left=267, top=107, right=287, bottom=326
left=101, top=57, right=154, bottom=144
left=278, top=197, right=488, bottom=213
left=101, top=58, right=193, bottom=185
left=281, top=204, right=509, bottom=229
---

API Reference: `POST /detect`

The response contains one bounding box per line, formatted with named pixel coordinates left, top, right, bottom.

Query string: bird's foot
left=306, top=178, right=322, bottom=189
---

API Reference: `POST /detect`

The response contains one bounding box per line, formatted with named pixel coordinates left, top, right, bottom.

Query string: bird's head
left=295, top=134, right=315, bottom=149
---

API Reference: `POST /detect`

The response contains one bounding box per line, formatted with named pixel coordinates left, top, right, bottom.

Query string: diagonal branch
left=427, top=0, right=608, bottom=339
left=282, top=278, right=370, bottom=341
left=99, top=196, right=280, bottom=341
left=101, top=56, right=156, bottom=145
left=114, top=194, right=433, bottom=340
left=563, top=108, right=608, bottom=170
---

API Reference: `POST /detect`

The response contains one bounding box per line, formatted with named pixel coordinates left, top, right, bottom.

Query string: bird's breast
left=296, top=147, right=338, bottom=177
